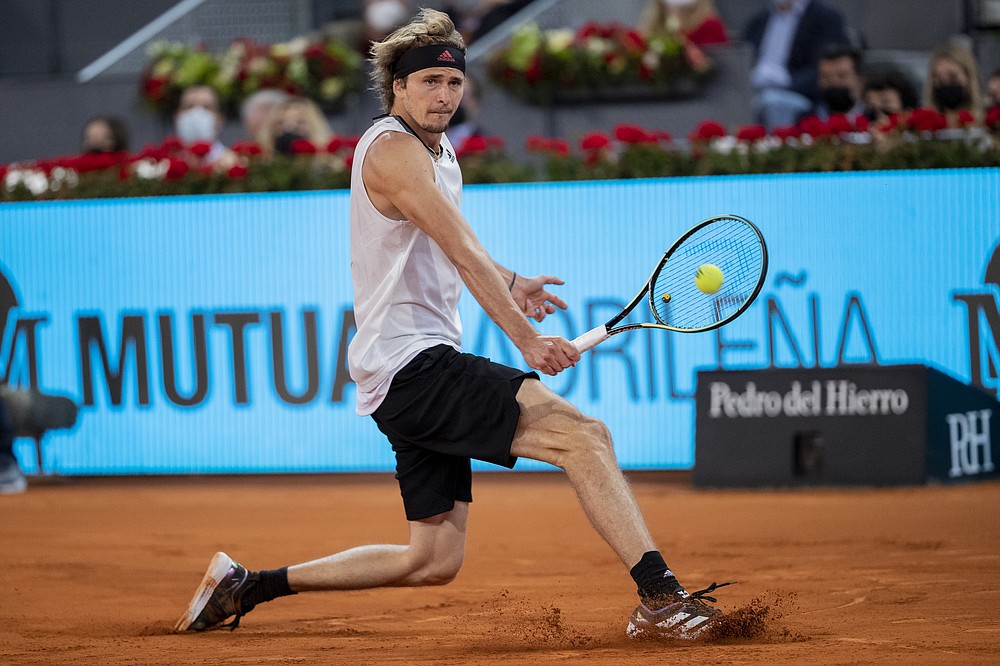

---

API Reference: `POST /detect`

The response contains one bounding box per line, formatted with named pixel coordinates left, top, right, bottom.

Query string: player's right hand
left=520, top=335, right=580, bottom=376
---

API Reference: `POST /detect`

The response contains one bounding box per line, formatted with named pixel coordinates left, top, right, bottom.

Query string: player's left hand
left=511, top=274, right=568, bottom=322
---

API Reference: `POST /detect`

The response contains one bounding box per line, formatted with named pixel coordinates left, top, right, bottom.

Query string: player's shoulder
left=365, top=131, right=433, bottom=179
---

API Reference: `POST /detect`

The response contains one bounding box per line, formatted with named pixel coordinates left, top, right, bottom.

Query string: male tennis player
left=176, top=9, right=727, bottom=640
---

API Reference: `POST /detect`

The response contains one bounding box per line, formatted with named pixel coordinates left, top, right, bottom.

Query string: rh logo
left=947, top=409, right=996, bottom=478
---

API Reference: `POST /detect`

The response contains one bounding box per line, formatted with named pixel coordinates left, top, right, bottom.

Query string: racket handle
left=572, top=325, right=609, bottom=354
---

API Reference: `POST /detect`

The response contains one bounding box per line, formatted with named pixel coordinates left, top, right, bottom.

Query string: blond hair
left=369, top=8, right=465, bottom=113
left=922, top=41, right=984, bottom=118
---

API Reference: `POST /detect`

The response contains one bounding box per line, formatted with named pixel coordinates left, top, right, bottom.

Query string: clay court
left=1, top=472, right=998, bottom=665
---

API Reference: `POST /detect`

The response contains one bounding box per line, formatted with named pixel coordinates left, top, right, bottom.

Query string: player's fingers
left=543, top=275, right=565, bottom=286
left=546, top=293, right=568, bottom=310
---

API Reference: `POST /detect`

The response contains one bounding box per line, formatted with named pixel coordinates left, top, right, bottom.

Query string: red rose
left=853, top=115, right=870, bottom=132
left=827, top=114, right=853, bottom=135
left=614, top=124, right=655, bottom=144
left=986, top=106, right=1000, bottom=130
left=773, top=125, right=801, bottom=141
left=118, top=164, right=130, bottom=182
left=227, top=163, right=249, bottom=178
left=694, top=120, right=727, bottom=141
left=799, top=115, right=829, bottom=137
left=188, top=141, right=213, bottom=158
left=956, top=109, right=975, bottom=127
left=654, top=130, right=672, bottom=143
left=304, top=44, right=326, bottom=60
left=143, top=76, right=168, bottom=101
left=578, top=22, right=601, bottom=39
left=457, top=135, right=489, bottom=155
left=231, top=141, right=263, bottom=157
left=485, top=136, right=504, bottom=148
left=165, top=157, right=190, bottom=180
left=0, top=165, right=7, bottom=183
left=162, top=136, right=184, bottom=153
left=549, top=139, right=570, bottom=155
left=620, top=29, right=646, bottom=55
left=290, top=139, right=317, bottom=154
left=907, top=108, right=947, bottom=132
left=736, top=124, right=767, bottom=143
left=580, top=132, right=611, bottom=151
left=525, top=54, right=543, bottom=83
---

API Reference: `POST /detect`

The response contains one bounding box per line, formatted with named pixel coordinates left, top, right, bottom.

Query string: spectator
left=363, top=0, right=414, bottom=44
left=258, top=96, right=334, bottom=156
left=863, top=68, right=918, bottom=124
left=174, top=84, right=235, bottom=167
left=987, top=67, right=1000, bottom=111
left=742, top=0, right=850, bottom=130
left=0, top=385, right=78, bottom=495
left=80, top=115, right=130, bottom=154
left=922, top=41, right=984, bottom=124
left=641, top=0, right=728, bottom=47
left=813, top=44, right=865, bottom=121
left=445, top=75, right=485, bottom=148
left=240, top=89, right=290, bottom=144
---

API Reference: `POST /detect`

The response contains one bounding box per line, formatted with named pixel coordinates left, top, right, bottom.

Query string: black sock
left=242, top=567, right=297, bottom=609
left=629, top=551, right=684, bottom=604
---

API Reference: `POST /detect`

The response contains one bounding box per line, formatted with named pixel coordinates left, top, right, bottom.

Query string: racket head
left=648, top=214, right=767, bottom=332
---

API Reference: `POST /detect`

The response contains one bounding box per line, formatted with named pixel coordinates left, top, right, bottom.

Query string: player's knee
left=414, top=552, right=463, bottom=586
left=560, top=417, right=614, bottom=469
left=407, top=543, right=464, bottom=586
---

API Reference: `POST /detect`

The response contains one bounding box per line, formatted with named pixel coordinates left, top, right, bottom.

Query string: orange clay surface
left=1, top=472, right=998, bottom=665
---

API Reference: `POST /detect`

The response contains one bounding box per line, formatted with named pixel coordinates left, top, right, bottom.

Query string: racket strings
left=650, top=217, right=765, bottom=331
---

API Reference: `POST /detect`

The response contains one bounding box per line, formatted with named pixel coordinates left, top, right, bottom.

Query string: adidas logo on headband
left=437, top=50, right=457, bottom=62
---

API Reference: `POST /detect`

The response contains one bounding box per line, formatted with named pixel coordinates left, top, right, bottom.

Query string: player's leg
left=509, top=379, right=727, bottom=639
left=175, top=502, right=468, bottom=632
left=288, top=501, right=468, bottom=590
left=508, top=378, right=654, bottom=568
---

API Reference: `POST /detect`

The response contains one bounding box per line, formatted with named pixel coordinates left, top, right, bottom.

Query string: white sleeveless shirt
left=348, top=115, right=464, bottom=415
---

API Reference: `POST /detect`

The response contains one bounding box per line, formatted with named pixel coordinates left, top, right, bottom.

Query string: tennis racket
left=572, top=214, right=768, bottom=353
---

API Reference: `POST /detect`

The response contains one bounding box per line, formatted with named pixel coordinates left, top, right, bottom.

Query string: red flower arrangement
left=488, top=21, right=713, bottom=105
left=140, top=37, right=363, bottom=117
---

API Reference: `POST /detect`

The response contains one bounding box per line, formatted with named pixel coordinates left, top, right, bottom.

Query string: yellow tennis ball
left=695, top=263, right=723, bottom=294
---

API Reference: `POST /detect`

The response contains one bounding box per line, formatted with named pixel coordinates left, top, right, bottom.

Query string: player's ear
left=393, top=76, right=407, bottom=97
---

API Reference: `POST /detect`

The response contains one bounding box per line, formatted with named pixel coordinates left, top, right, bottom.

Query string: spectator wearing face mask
left=174, top=84, right=236, bottom=167
left=257, top=96, right=334, bottom=156
left=922, top=41, right=984, bottom=125
left=742, top=0, right=850, bottom=130
left=641, top=0, right=728, bottom=47
left=363, top=0, right=414, bottom=44
left=240, top=88, right=290, bottom=144
left=863, top=68, right=918, bottom=126
left=812, top=44, right=865, bottom=122
left=80, top=115, right=130, bottom=154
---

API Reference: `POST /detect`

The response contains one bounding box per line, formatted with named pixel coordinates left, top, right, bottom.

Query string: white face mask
left=175, top=107, right=217, bottom=144
left=365, top=0, right=409, bottom=34
left=663, top=0, right=696, bottom=7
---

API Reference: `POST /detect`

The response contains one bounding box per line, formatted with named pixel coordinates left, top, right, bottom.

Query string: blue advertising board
left=2, top=168, right=999, bottom=474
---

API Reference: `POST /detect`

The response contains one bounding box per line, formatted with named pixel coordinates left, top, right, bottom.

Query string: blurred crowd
left=29, top=0, right=1000, bottom=173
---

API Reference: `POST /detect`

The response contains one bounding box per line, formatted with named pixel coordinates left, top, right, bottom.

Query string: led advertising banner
left=2, top=169, right=998, bottom=474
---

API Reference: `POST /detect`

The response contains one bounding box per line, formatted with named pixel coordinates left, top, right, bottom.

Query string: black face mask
left=275, top=131, right=306, bottom=155
left=821, top=86, right=855, bottom=113
left=933, top=84, right=969, bottom=111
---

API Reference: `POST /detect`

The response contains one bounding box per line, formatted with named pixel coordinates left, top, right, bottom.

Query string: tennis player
left=176, top=8, right=727, bottom=640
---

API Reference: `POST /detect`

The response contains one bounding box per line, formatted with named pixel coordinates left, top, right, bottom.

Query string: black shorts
left=371, top=344, right=539, bottom=521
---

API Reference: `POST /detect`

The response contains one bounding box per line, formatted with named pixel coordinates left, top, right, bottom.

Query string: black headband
left=392, top=44, right=466, bottom=79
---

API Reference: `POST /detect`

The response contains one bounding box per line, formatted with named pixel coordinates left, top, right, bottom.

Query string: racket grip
left=572, top=325, right=609, bottom=354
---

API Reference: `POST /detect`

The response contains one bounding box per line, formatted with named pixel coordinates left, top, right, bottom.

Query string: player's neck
left=392, top=110, right=443, bottom=158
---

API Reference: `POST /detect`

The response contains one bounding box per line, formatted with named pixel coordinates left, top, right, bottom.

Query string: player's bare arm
left=491, top=263, right=568, bottom=322
left=362, top=132, right=578, bottom=375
